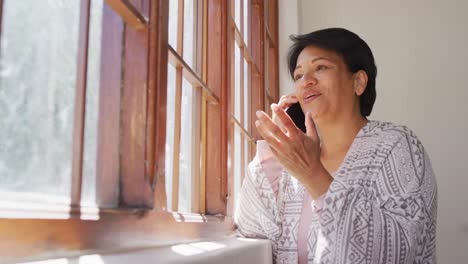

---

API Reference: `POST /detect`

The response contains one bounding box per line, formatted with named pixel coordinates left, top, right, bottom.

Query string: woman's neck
left=317, top=114, right=368, bottom=158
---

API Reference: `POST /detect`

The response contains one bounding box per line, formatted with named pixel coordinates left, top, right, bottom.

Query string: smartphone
left=285, top=102, right=306, bottom=133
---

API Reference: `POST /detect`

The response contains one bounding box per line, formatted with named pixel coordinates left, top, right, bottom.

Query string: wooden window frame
left=0, top=0, right=278, bottom=262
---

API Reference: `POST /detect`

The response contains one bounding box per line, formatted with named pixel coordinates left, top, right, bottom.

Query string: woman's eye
left=317, top=65, right=328, bottom=71
left=294, top=74, right=303, bottom=81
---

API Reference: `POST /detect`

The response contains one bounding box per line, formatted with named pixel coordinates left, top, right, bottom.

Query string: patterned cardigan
left=235, top=120, right=437, bottom=264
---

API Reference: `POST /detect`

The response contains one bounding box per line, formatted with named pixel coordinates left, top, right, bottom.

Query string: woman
left=235, top=28, right=437, bottom=264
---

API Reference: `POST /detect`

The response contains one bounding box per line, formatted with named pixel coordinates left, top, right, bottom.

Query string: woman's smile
left=302, top=89, right=322, bottom=105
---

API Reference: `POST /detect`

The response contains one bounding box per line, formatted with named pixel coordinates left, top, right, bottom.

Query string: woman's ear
left=354, top=70, right=368, bottom=96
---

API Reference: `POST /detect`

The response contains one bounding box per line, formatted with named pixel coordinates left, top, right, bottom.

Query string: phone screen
left=285, top=102, right=306, bottom=133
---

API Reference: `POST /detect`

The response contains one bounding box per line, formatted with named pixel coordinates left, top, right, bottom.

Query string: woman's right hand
left=272, top=93, right=299, bottom=127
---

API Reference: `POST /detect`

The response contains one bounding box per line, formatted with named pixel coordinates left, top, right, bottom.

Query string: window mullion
left=205, top=0, right=229, bottom=215
left=177, top=0, right=184, bottom=54
left=198, top=0, right=208, bottom=215
left=171, top=66, right=183, bottom=212
left=71, top=0, right=91, bottom=206
left=104, top=0, right=147, bottom=30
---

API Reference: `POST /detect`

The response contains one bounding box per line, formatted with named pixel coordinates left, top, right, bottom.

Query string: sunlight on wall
left=78, top=254, right=105, bottom=264
left=18, top=254, right=104, bottom=264
left=172, top=212, right=207, bottom=223
left=18, top=258, right=68, bottom=264
left=171, top=241, right=226, bottom=256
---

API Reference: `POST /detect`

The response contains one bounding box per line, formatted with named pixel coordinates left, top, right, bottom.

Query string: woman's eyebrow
left=294, top=57, right=333, bottom=72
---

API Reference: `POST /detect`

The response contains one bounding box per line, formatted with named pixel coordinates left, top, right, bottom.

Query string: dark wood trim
left=0, top=212, right=235, bottom=263
left=168, top=46, right=219, bottom=103
left=95, top=2, right=124, bottom=207
left=226, top=5, right=234, bottom=215
left=205, top=0, right=228, bottom=215
left=199, top=0, right=208, bottom=214
left=268, top=0, right=277, bottom=46
left=268, top=0, right=279, bottom=103
left=176, top=0, right=184, bottom=54
left=104, top=0, right=147, bottom=30
left=171, top=66, right=183, bottom=211
left=120, top=0, right=154, bottom=208
left=147, top=0, right=169, bottom=210
left=231, top=115, right=253, bottom=142
left=71, top=0, right=91, bottom=206
left=250, top=0, right=265, bottom=141
left=195, top=0, right=204, bottom=75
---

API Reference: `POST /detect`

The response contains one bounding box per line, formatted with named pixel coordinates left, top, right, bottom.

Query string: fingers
left=271, top=104, right=301, bottom=136
left=278, top=94, right=299, bottom=109
left=273, top=94, right=298, bottom=129
left=255, top=111, right=289, bottom=149
left=305, top=112, right=319, bottom=141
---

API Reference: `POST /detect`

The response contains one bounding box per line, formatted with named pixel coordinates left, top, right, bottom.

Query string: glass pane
left=243, top=0, right=249, bottom=45
left=165, top=64, right=177, bottom=211
left=244, top=137, right=249, bottom=178
left=234, top=0, right=241, bottom=30
left=234, top=43, right=241, bottom=120
left=243, top=59, right=249, bottom=129
left=183, top=0, right=195, bottom=69
left=233, top=126, right=242, bottom=207
left=0, top=0, right=80, bottom=202
left=81, top=0, right=104, bottom=207
left=168, top=0, right=178, bottom=49
left=178, top=78, right=195, bottom=213
left=264, top=42, right=270, bottom=113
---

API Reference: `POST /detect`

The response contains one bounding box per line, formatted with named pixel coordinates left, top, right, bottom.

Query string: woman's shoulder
left=362, top=120, right=423, bottom=146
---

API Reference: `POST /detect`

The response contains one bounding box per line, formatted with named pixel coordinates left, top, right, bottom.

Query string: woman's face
left=293, top=45, right=359, bottom=123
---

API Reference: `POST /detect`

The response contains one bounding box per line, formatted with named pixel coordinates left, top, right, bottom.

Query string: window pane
left=168, top=0, right=178, bottom=49
left=81, top=0, right=104, bottom=207
left=234, top=0, right=241, bottom=30
left=183, top=0, right=195, bottom=69
left=244, top=137, right=249, bottom=176
left=178, top=78, right=198, bottom=213
left=243, top=59, right=249, bottom=129
left=233, top=126, right=242, bottom=207
left=0, top=0, right=80, bottom=201
left=165, top=64, right=177, bottom=211
left=234, top=43, right=241, bottom=120
left=243, top=0, right=249, bottom=45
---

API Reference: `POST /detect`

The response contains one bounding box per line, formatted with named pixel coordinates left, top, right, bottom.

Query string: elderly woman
left=235, top=28, right=437, bottom=264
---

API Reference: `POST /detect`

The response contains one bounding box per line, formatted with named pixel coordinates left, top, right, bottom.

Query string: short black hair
left=287, top=28, right=377, bottom=116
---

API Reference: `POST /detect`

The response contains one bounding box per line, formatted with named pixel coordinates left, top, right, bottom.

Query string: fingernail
left=271, top=104, right=279, bottom=112
left=256, top=111, right=262, bottom=118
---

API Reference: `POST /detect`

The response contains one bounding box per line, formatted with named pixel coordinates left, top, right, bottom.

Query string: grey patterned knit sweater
left=235, top=120, right=437, bottom=263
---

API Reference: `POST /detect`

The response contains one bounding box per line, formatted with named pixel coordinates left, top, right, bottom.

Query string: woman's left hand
left=255, top=104, right=332, bottom=199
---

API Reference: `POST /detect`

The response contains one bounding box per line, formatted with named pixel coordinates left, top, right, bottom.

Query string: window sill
left=0, top=211, right=235, bottom=263
left=17, top=237, right=272, bottom=264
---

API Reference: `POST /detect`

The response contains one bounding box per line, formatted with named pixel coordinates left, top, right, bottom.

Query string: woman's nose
left=300, top=71, right=318, bottom=88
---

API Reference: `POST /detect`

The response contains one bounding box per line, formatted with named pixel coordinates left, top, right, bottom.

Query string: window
left=0, top=0, right=81, bottom=206
left=165, top=0, right=205, bottom=213
left=0, top=0, right=278, bottom=262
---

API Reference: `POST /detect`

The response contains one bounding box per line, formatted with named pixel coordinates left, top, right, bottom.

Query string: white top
left=235, top=120, right=438, bottom=263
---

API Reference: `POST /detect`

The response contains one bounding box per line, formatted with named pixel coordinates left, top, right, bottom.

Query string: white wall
left=278, top=0, right=299, bottom=96
left=278, top=0, right=468, bottom=262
